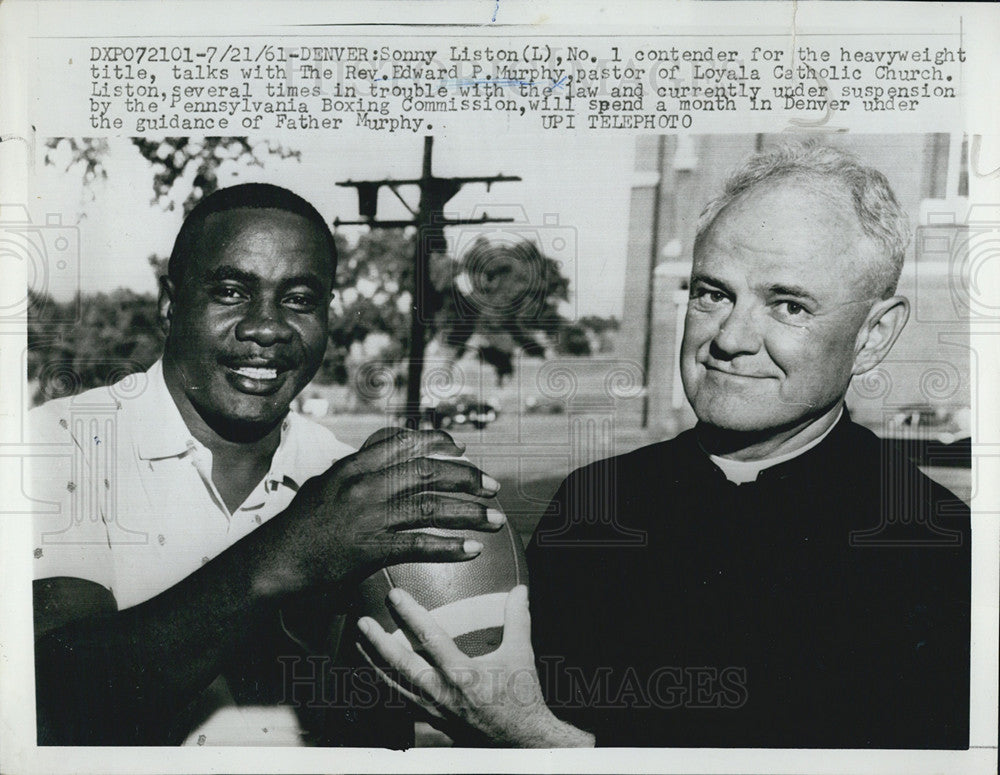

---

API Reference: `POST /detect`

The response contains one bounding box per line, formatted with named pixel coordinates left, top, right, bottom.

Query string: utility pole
left=335, top=136, right=521, bottom=427
left=640, top=135, right=666, bottom=429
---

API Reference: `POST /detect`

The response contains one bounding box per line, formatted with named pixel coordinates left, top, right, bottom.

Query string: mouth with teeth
left=233, top=366, right=279, bottom=380
left=223, top=361, right=292, bottom=395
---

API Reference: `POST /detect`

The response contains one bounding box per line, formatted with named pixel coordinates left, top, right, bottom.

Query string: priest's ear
left=852, top=295, right=909, bottom=376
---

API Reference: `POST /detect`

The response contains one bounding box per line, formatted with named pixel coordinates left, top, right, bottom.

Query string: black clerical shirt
left=527, top=411, right=970, bottom=748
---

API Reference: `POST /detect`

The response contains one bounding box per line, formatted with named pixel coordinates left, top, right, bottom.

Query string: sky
left=34, top=134, right=636, bottom=319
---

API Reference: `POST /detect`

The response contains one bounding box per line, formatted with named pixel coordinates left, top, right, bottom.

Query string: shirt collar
left=755, top=406, right=854, bottom=482
left=134, top=360, right=203, bottom=461
left=133, top=360, right=303, bottom=487
left=709, top=406, right=845, bottom=484
left=267, top=412, right=312, bottom=489
left=681, top=406, right=855, bottom=485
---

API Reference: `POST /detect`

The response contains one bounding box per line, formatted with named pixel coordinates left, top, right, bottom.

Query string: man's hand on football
left=357, top=585, right=595, bottom=748
left=253, top=428, right=505, bottom=597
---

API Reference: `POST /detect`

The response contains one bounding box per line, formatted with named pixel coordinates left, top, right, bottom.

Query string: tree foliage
left=36, top=138, right=578, bottom=401
left=44, top=138, right=111, bottom=190
left=321, top=229, right=413, bottom=384
left=440, top=235, right=567, bottom=349
left=130, top=138, right=300, bottom=215
left=555, top=315, right=620, bottom=356
left=45, top=137, right=300, bottom=215
left=326, top=230, right=573, bottom=388
left=27, top=288, right=162, bottom=405
left=432, top=235, right=568, bottom=383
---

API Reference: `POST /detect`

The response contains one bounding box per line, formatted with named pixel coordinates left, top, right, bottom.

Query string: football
left=356, top=428, right=528, bottom=657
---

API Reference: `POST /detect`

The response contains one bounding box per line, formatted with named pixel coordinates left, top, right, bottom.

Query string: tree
left=555, top=315, right=620, bottom=356
left=328, top=230, right=574, bottom=395
left=131, top=138, right=301, bottom=215
left=556, top=323, right=593, bottom=356
left=45, top=137, right=300, bottom=216
left=321, top=229, right=412, bottom=391
left=28, top=288, right=162, bottom=406
left=432, top=236, right=568, bottom=386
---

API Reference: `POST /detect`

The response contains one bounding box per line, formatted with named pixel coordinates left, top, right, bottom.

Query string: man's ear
left=852, top=295, right=910, bottom=375
left=157, top=276, right=175, bottom=337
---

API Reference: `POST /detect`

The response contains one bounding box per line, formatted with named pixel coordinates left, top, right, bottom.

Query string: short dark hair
left=166, top=183, right=338, bottom=286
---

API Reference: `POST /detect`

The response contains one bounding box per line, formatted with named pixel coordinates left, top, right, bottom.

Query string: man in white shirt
left=31, top=183, right=504, bottom=745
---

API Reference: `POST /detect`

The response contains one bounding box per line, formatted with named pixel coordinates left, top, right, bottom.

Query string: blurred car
left=415, top=393, right=499, bottom=430
left=885, top=404, right=970, bottom=445
left=523, top=395, right=565, bottom=415
left=883, top=404, right=971, bottom=470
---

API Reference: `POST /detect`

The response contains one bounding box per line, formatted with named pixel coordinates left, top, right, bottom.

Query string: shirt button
left=254, top=515, right=262, bottom=524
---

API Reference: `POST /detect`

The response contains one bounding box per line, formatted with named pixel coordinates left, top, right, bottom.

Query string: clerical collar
left=707, top=406, right=846, bottom=485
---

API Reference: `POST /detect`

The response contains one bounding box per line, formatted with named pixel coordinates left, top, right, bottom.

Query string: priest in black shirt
left=358, top=143, right=970, bottom=749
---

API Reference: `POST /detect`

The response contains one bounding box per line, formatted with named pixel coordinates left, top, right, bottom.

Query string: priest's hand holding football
left=357, top=586, right=594, bottom=747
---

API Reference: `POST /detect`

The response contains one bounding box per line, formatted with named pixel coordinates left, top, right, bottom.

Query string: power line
left=335, top=136, right=521, bottom=427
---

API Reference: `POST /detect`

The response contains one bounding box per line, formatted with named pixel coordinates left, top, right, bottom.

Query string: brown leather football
left=356, top=427, right=528, bottom=657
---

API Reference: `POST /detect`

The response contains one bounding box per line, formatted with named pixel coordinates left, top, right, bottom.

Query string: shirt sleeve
left=29, top=401, right=115, bottom=593
left=526, top=467, right=611, bottom=744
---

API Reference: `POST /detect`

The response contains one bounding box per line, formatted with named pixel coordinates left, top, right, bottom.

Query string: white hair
left=694, top=143, right=911, bottom=297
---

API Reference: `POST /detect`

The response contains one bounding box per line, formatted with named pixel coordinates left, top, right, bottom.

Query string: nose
left=711, top=301, right=763, bottom=358
left=234, top=299, right=295, bottom=347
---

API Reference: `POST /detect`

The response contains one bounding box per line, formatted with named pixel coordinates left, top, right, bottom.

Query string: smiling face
left=680, top=179, right=886, bottom=438
left=160, top=207, right=333, bottom=439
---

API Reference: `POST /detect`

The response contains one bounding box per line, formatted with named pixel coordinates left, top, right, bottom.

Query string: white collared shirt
left=30, top=360, right=355, bottom=746
left=30, top=359, right=355, bottom=609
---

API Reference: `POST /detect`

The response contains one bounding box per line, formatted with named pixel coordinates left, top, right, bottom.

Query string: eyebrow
left=201, top=265, right=258, bottom=287
left=280, top=274, right=328, bottom=294
left=692, top=274, right=821, bottom=306
left=690, top=273, right=732, bottom=292
left=201, top=266, right=327, bottom=294
left=766, top=284, right=819, bottom=305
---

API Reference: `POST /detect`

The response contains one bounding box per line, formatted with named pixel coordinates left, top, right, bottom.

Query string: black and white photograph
left=1, top=2, right=997, bottom=774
